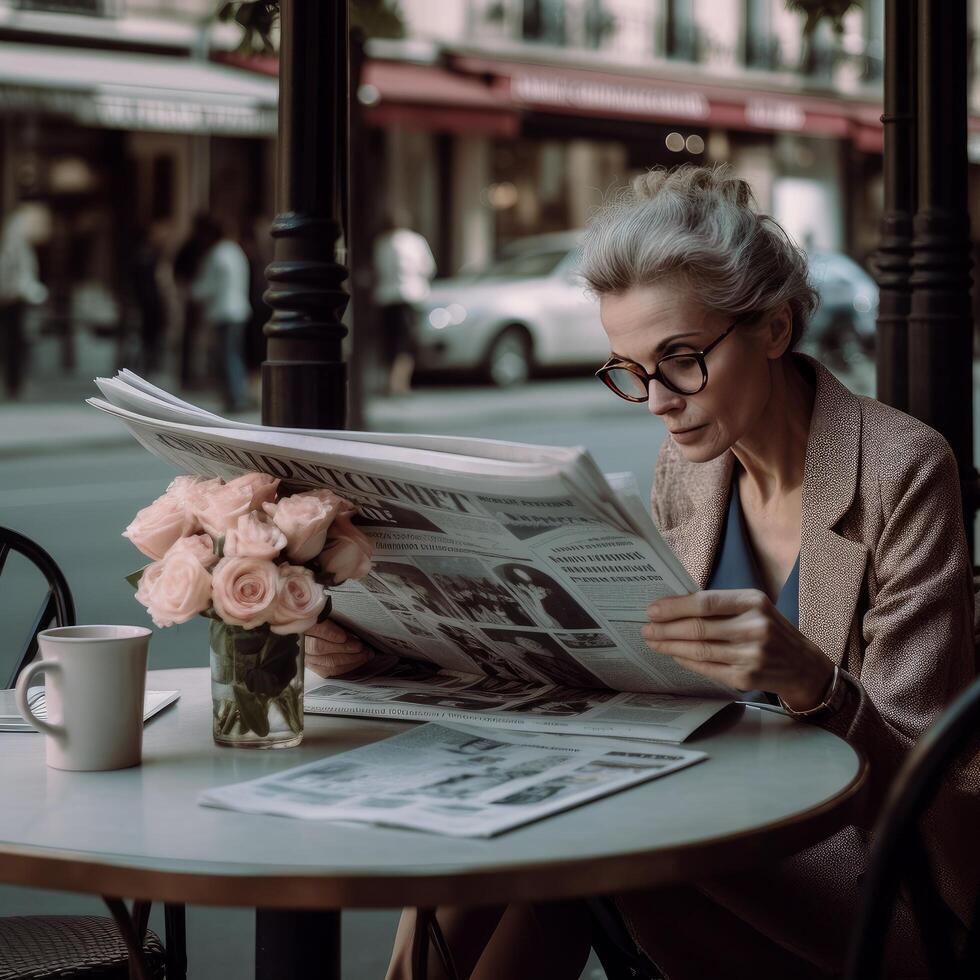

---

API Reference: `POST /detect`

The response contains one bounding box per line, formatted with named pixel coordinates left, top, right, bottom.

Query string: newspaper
left=199, top=721, right=706, bottom=837
left=88, top=372, right=735, bottom=743
left=0, top=688, right=179, bottom=732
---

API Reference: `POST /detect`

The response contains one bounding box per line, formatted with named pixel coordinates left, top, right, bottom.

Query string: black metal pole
left=873, top=0, right=916, bottom=413
left=908, top=0, right=977, bottom=538
left=261, top=0, right=350, bottom=430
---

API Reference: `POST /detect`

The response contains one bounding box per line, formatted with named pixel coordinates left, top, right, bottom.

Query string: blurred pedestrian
left=129, top=225, right=166, bottom=376
left=373, top=209, right=435, bottom=396
left=0, top=203, right=49, bottom=399
left=174, top=213, right=212, bottom=390
left=191, top=218, right=252, bottom=412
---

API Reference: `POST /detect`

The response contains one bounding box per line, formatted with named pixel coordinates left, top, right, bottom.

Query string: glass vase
left=209, top=619, right=304, bottom=749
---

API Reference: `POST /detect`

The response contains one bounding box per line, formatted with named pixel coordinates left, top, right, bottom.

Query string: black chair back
left=588, top=897, right=663, bottom=979
left=0, top=527, right=76, bottom=688
left=844, top=675, right=980, bottom=980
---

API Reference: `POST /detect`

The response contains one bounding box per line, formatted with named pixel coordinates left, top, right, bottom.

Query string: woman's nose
left=647, top=379, right=684, bottom=416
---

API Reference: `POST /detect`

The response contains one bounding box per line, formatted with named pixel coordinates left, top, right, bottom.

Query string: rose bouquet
left=122, top=473, right=372, bottom=748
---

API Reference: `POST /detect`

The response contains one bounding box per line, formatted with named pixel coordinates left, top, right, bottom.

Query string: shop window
left=583, top=0, right=616, bottom=50
left=743, top=0, right=782, bottom=70
left=862, top=0, right=884, bottom=82
left=15, top=0, right=120, bottom=14
left=663, top=0, right=701, bottom=62
left=522, top=0, right=565, bottom=45
left=795, top=15, right=838, bottom=80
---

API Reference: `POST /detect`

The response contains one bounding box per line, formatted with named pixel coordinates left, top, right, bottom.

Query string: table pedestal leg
left=255, top=908, right=341, bottom=980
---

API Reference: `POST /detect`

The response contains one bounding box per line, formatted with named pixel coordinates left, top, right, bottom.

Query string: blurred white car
left=413, top=233, right=879, bottom=386
left=413, top=232, right=605, bottom=386
left=804, top=250, right=879, bottom=361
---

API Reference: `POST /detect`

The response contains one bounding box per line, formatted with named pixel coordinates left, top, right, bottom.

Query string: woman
left=307, top=165, right=976, bottom=978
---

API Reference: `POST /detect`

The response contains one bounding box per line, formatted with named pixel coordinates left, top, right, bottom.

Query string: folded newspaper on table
left=199, top=721, right=706, bottom=837
left=0, top=688, right=179, bottom=732
left=88, top=371, right=735, bottom=744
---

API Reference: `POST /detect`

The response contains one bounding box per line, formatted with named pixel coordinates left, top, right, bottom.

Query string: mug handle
left=15, top=661, right=65, bottom=738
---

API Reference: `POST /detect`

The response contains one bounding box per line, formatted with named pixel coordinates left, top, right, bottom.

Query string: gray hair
left=578, top=164, right=818, bottom=348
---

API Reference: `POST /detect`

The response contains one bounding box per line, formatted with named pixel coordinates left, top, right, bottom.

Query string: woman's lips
left=669, top=424, right=706, bottom=444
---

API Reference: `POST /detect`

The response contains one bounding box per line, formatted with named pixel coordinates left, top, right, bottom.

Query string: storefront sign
left=744, top=98, right=806, bottom=131
left=92, top=95, right=276, bottom=136
left=511, top=73, right=709, bottom=121
left=0, top=85, right=276, bottom=136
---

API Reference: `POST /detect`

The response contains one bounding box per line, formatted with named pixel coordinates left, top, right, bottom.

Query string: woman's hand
left=642, top=589, right=835, bottom=711
left=305, top=620, right=374, bottom=679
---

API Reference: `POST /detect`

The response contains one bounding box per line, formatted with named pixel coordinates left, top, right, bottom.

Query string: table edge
left=0, top=750, right=867, bottom=908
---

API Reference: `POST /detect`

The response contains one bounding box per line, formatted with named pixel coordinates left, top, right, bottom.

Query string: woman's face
left=599, top=284, right=779, bottom=462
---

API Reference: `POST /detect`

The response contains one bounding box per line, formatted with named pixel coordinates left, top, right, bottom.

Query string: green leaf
left=234, top=684, right=270, bottom=737
left=277, top=686, right=303, bottom=734
left=125, top=566, right=148, bottom=590
left=245, top=632, right=300, bottom=698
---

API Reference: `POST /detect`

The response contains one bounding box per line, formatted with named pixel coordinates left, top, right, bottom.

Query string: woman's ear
left=763, top=304, right=794, bottom=359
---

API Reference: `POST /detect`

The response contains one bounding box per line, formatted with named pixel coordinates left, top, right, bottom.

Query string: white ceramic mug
left=16, top=625, right=151, bottom=771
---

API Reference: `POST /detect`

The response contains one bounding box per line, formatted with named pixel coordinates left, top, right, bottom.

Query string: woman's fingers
left=642, top=615, right=750, bottom=644
left=647, top=589, right=768, bottom=621
left=305, top=620, right=374, bottom=677
left=306, top=649, right=373, bottom=678
left=307, top=619, right=350, bottom=644
left=643, top=636, right=747, bottom=663
left=305, top=629, right=364, bottom=657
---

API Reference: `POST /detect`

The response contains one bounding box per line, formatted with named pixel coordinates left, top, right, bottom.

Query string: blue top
left=706, top=476, right=800, bottom=703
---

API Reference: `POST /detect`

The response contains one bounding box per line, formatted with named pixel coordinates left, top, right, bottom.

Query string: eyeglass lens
left=605, top=354, right=705, bottom=398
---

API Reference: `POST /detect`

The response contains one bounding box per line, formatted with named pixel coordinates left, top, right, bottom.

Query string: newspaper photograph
left=304, top=653, right=728, bottom=742
left=198, top=722, right=707, bottom=837
left=88, top=372, right=736, bottom=743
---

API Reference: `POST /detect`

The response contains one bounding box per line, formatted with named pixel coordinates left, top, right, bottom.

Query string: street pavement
left=0, top=368, right=643, bottom=458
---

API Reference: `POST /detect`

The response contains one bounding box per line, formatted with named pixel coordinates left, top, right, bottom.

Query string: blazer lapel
left=654, top=356, right=869, bottom=664
left=662, top=452, right=734, bottom=589
left=797, top=357, right=869, bottom=667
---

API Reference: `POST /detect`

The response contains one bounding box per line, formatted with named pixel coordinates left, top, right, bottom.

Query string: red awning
left=218, top=50, right=980, bottom=152
left=215, top=51, right=519, bottom=137
left=360, top=60, right=518, bottom=136
left=453, top=54, right=885, bottom=149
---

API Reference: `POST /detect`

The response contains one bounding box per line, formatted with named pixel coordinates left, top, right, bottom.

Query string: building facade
left=0, top=0, right=276, bottom=369
left=359, top=0, right=897, bottom=278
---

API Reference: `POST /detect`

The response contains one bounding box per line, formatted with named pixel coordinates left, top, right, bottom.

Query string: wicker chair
left=0, top=527, right=184, bottom=980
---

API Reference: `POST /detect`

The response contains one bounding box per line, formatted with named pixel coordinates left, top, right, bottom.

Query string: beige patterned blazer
left=650, top=354, right=978, bottom=929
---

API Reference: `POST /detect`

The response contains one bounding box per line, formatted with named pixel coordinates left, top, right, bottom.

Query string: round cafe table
left=0, top=667, right=866, bottom=979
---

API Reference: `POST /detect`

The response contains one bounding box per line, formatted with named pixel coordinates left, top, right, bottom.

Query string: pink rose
left=224, top=511, right=286, bottom=561
left=135, top=552, right=212, bottom=628
left=123, top=494, right=198, bottom=560
left=165, top=475, right=223, bottom=521
left=269, top=564, right=327, bottom=635
left=318, top=515, right=373, bottom=584
left=194, top=482, right=255, bottom=537
left=224, top=472, right=280, bottom=511
left=164, top=532, right=218, bottom=569
left=211, top=556, right=279, bottom=629
left=263, top=491, right=342, bottom=563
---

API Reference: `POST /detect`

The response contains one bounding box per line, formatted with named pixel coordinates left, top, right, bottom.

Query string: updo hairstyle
left=578, top=164, right=818, bottom=349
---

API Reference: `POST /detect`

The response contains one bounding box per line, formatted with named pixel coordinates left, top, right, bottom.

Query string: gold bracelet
left=779, top=665, right=841, bottom=718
